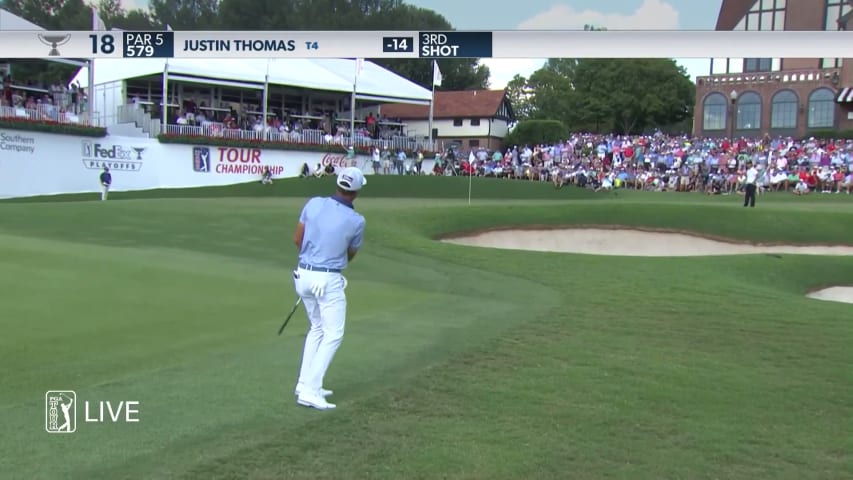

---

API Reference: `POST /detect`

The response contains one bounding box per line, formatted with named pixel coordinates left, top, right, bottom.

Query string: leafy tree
left=570, top=58, right=694, bottom=133
left=517, top=57, right=694, bottom=134
left=504, top=119, right=566, bottom=146
left=505, top=74, right=533, bottom=120
left=148, top=0, right=219, bottom=29
left=214, top=0, right=489, bottom=90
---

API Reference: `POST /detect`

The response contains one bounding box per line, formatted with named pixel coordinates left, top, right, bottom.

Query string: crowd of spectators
left=0, top=75, right=88, bottom=122
left=430, top=133, right=853, bottom=195
left=150, top=96, right=408, bottom=144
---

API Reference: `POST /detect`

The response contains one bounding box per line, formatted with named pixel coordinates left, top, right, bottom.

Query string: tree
left=520, top=57, right=694, bottom=134
left=504, top=119, right=566, bottom=147
left=214, top=0, right=490, bottom=90
left=148, top=0, right=219, bottom=29
left=570, top=58, right=694, bottom=133
left=505, top=74, right=533, bottom=120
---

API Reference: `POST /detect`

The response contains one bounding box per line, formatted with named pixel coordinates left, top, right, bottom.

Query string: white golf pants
left=294, top=268, right=347, bottom=396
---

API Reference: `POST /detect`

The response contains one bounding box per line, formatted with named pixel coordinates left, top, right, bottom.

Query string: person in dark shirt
left=300, top=163, right=310, bottom=178
left=261, top=166, right=273, bottom=185
left=99, top=166, right=111, bottom=201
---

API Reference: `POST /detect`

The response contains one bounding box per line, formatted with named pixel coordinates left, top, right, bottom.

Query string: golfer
left=291, top=166, right=366, bottom=410
left=99, top=166, right=111, bottom=201
left=743, top=160, right=758, bottom=208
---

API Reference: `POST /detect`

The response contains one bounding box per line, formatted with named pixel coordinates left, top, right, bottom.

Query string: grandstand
left=66, top=57, right=438, bottom=152
left=1, top=8, right=90, bottom=127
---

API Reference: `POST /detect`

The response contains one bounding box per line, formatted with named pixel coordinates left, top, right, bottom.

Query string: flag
left=166, top=24, right=173, bottom=31
left=355, top=58, right=364, bottom=78
left=432, top=60, right=442, bottom=87
left=91, top=7, right=106, bottom=31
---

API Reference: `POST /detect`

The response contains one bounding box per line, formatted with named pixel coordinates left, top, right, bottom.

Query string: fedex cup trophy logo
left=38, top=34, right=71, bottom=56
left=45, top=391, right=76, bottom=433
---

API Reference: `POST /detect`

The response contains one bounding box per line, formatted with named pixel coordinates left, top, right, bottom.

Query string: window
left=761, top=11, right=774, bottom=29
left=807, top=88, right=835, bottom=128
left=774, top=10, right=785, bottom=30
left=736, top=92, right=761, bottom=130
left=821, top=58, right=841, bottom=69
left=468, top=139, right=480, bottom=148
left=825, top=0, right=852, bottom=31
left=744, top=58, right=772, bottom=72
left=744, top=0, right=785, bottom=31
left=747, top=12, right=760, bottom=29
left=827, top=5, right=841, bottom=29
left=452, top=118, right=463, bottom=126
left=702, top=93, right=727, bottom=131
left=770, top=90, right=798, bottom=129
left=470, top=118, right=480, bottom=126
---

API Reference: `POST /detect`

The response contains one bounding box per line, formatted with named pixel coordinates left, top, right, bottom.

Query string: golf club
left=278, top=297, right=302, bottom=335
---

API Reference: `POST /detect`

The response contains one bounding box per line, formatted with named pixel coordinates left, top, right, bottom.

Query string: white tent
left=0, top=8, right=43, bottom=30
left=70, top=57, right=432, bottom=105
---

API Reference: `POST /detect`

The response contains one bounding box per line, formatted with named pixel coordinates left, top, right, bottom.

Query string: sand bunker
left=441, top=228, right=853, bottom=257
left=806, top=287, right=853, bottom=305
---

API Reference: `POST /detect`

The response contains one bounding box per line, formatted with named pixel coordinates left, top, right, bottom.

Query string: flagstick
left=262, top=59, right=270, bottom=141
left=350, top=60, right=357, bottom=150
left=468, top=168, right=472, bottom=206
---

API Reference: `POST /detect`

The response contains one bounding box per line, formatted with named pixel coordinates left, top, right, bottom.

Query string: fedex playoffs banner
left=0, top=130, right=371, bottom=198
left=0, top=131, right=162, bottom=199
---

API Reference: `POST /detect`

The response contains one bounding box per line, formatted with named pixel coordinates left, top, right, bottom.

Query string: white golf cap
left=336, top=167, right=367, bottom=191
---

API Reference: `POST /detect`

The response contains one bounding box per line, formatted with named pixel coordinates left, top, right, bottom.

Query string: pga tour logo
left=44, top=390, right=140, bottom=434
left=45, top=390, right=76, bottom=433
left=81, top=141, right=145, bottom=171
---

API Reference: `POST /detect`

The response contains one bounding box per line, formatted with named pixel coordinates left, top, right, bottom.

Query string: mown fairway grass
left=0, top=176, right=851, bottom=480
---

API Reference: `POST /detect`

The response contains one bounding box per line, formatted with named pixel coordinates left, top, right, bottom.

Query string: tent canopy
left=70, top=58, right=432, bottom=105
left=0, top=8, right=43, bottom=30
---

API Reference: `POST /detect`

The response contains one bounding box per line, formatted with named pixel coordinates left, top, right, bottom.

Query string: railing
left=0, top=104, right=93, bottom=125
left=162, top=123, right=439, bottom=152
left=2, top=101, right=441, bottom=150
left=697, top=68, right=841, bottom=86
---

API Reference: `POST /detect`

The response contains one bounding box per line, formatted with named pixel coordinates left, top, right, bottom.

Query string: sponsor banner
left=160, top=143, right=372, bottom=190
left=0, top=131, right=161, bottom=199
left=0, top=130, right=377, bottom=199
left=0, top=131, right=37, bottom=155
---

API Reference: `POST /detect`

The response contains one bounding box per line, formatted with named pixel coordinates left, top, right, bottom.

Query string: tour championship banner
left=0, top=130, right=371, bottom=199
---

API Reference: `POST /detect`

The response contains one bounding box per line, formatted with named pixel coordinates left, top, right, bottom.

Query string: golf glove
left=342, top=276, right=348, bottom=290
left=310, top=282, right=325, bottom=298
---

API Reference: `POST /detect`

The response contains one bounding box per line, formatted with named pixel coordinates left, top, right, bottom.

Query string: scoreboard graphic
left=2, top=30, right=852, bottom=59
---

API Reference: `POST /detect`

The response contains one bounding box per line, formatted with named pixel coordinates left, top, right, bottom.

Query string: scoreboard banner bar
left=493, top=31, right=853, bottom=58
left=0, top=30, right=851, bottom=59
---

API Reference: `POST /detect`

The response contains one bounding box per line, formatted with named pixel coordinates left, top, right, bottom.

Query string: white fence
left=5, top=101, right=440, bottom=152
left=0, top=105, right=94, bottom=126
left=162, top=123, right=439, bottom=151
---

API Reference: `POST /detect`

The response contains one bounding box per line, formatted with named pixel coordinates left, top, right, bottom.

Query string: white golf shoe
left=294, top=384, right=333, bottom=397
left=296, top=392, right=336, bottom=410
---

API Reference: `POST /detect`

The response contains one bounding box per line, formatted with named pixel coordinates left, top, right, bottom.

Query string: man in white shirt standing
left=744, top=160, right=758, bottom=208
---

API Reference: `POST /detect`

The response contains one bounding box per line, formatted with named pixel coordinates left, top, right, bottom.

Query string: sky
left=407, top=0, right=725, bottom=88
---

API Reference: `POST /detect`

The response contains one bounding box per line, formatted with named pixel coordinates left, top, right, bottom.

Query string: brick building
left=693, top=0, right=853, bottom=138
